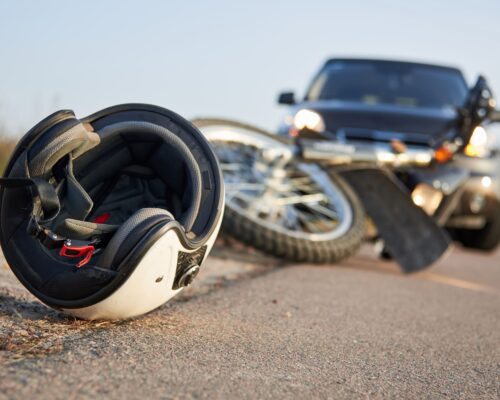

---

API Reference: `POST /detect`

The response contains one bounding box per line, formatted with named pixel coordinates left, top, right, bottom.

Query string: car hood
left=301, top=100, right=460, bottom=145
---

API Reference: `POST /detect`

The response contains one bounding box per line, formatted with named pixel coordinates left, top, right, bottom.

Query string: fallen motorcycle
left=193, top=73, right=499, bottom=272
left=193, top=118, right=366, bottom=264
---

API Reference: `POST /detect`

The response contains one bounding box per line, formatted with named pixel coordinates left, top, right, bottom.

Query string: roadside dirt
left=0, top=236, right=282, bottom=365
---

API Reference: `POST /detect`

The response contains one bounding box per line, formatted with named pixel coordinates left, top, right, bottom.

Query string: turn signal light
left=434, top=146, right=453, bottom=163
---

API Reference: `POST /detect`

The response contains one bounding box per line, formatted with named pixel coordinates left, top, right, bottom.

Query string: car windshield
left=306, top=61, right=468, bottom=109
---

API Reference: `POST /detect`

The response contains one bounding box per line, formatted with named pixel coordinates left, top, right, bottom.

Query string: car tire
left=454, top=206, right=500, bottom=251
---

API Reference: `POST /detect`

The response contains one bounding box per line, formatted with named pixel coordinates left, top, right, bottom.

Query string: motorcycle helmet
left=0, top=104, right=224, bottom=320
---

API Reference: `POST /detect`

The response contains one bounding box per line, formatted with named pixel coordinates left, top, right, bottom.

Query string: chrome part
left=470, top=193, right=486, bottom=214
left=411, top=183, right=444, bottom=216
left=177, top=264, right=200, bottom=288
left=201, top=125, right=353, bottom=241
left=300, top=139, right=434, bottom=167
left=446, top=215, right=487, bottom=229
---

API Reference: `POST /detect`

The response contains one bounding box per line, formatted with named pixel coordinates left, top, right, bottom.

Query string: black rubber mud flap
left=340, top=168, right=451, bottom=272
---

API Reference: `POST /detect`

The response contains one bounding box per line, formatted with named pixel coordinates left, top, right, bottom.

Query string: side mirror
left=278, top=91, right=296, bottom=105
left=467, top=75, right=496, bottom=122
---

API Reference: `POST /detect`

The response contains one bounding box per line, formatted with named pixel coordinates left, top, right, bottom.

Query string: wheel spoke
left=209, top=138, right=352, bottom=239
left=272, top=193, right=327, bottom=206
left=304, top=202, right=340, bottom=220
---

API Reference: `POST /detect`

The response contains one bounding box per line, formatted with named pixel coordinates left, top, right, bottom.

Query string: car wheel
left=454, top=205, right=500, bottom=251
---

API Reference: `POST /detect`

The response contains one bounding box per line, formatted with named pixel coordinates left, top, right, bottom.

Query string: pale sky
left=1, top=0, right=500, bottom=135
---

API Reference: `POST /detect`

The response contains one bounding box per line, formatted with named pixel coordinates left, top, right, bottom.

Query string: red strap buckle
left=59, top=242, right=95, bottom=268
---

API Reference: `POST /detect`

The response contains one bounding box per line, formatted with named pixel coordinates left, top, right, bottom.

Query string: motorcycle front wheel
left=193, top=118, right=365, bottom=263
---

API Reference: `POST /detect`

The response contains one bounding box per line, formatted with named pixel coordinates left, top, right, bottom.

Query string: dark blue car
left=277, top=58, right=500, bottom=251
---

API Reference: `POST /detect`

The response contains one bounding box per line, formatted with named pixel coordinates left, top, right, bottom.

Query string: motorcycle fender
left=339, top=167, right=452, bottom=272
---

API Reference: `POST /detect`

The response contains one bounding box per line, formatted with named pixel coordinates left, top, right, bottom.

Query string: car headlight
left=464, top=126, right=494, bottom=157
left=293, top=109, right=325, bottom=133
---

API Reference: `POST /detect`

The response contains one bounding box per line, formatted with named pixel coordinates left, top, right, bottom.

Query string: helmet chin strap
left=0, top=176, right=60, bottom=223
left=0, top=156, right=112, bottom=267
left=0, top=175, right=66, bottom=247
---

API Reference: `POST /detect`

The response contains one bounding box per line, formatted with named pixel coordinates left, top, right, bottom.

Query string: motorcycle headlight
left=465, top=126, right=494, bottom=157
left=293, top=109, right=325, bottom=133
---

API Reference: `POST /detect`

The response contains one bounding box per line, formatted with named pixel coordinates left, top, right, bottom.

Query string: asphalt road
left=0, top=243, right=499, bottom=399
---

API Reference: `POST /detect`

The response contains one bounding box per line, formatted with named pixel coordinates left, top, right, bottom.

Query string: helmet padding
left=98, top=208, right=173, bottom=269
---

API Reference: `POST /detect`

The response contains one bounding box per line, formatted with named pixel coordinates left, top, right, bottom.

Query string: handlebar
left=298, top=139, right=434, bottom=168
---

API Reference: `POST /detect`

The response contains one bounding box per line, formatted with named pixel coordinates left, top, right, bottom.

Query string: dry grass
left=0, top=137, right=15, bottom=175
